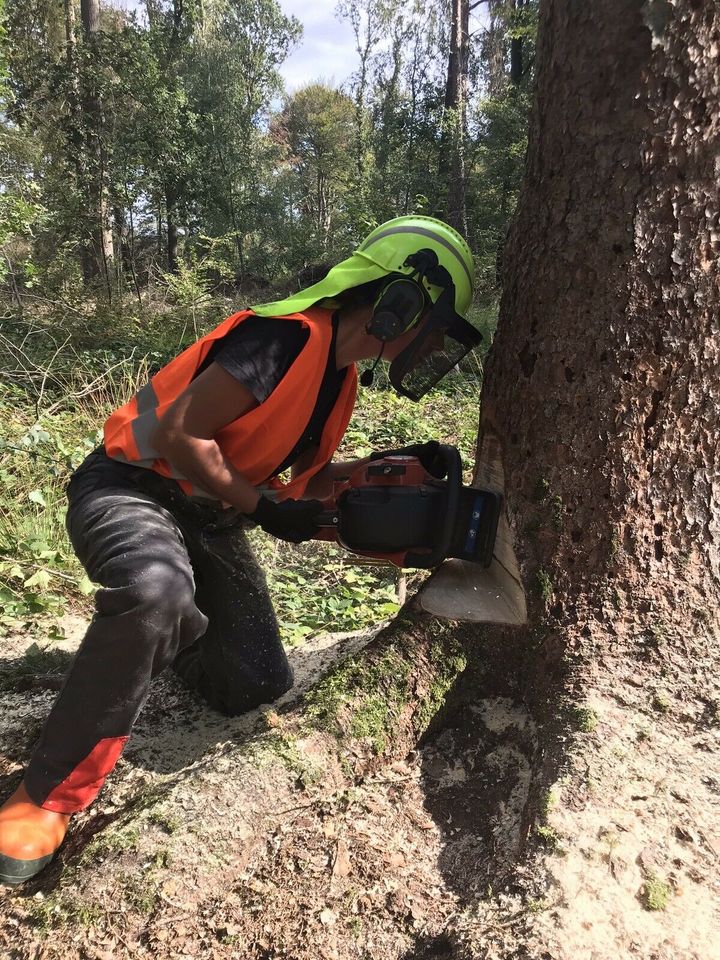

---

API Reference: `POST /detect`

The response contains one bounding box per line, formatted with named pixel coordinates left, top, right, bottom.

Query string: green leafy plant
left=640, top=875, right=671, bottom=911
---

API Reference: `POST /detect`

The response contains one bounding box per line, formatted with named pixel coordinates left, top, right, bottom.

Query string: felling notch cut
left=418, top=430, right=527, bottom=625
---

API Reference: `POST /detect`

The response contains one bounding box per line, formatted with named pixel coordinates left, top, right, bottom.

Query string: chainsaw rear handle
left=404, top=443, right=462, bottom=569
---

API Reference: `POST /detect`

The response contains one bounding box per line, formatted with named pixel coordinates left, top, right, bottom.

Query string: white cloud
left=278, top=0, right=358, bottom=92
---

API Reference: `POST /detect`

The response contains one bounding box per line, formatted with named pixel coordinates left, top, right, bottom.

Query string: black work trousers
left=24, top=451, right=293, bottom=813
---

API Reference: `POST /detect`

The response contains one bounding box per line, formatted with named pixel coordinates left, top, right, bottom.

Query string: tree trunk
left=509, top=0, right=524, bottom=84
left=112, top=203, right=132, bottom=280
left=166, top=187, right=179, bottom=274
left=64, top=0, right=95, bottom=282
left=439, top=0, right=469, bottom=234
left=80, top=0, right=114, bottom=293
left=478, top=0, right=720, bottom=725
left=339, top=0, right=386, bottom=190
left=483, top=0, right=507, bottom=96
left=443, top=3, right=720, bottom=951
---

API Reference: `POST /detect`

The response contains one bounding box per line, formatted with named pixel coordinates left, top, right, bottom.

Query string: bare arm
left=150, top=362, right=263, bottom=513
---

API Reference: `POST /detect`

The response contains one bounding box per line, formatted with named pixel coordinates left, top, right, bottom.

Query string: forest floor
left=1, top=605, right=719, bottom=960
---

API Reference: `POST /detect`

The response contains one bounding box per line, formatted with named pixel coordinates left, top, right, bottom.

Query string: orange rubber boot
left=0, top=782, right=71, bottom=885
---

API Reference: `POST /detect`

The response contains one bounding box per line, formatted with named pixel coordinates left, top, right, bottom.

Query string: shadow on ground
left=397, top=629, right=565, bottom=960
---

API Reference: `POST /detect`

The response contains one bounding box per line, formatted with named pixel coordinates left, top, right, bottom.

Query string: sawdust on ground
left=1, top=612, right=719, bottom=960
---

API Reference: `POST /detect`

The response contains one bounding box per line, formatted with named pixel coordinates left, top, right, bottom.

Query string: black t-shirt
left=199, top=314, right=347, bottom=478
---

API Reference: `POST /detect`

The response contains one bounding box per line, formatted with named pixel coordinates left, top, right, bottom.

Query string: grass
left=527, top=896, right=549, bottom=914
left=252, top=731, right=322, bottom=787
left=535, top=824, right=564, bottom=854
left=147, top=808, right=182, bottom=835
left=28, top=892, right=105, bottom=933
left=77, top=825, right=141, bottom=866
left=571, top=706, right=598, bottom=733
left=0, top=641, right=72, bottom=693
left=652, top=692, right=670, bottom=713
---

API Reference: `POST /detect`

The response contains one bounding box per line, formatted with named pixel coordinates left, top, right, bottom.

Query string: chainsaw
left=315, top=444, right=501, bottom=569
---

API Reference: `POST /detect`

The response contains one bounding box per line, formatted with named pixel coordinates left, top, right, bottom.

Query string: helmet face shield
left=388, top=288, right=482, bottom=401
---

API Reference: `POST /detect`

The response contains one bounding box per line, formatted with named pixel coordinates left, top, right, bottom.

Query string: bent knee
left=95, top=561, right=207, bottom=653
left=126, top=561, right=198, bottom=618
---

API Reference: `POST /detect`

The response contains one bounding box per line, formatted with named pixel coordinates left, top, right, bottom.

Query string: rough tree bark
left=480, top=0, right=720, bottom=682
left=416, top=1, right=720, bottom=952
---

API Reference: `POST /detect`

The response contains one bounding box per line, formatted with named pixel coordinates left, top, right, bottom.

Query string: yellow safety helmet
left=252, top=216, right=481, bottom=400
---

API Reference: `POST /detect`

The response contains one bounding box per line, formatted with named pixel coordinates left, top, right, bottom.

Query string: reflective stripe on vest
left=103, top=307, right=358, bottom=500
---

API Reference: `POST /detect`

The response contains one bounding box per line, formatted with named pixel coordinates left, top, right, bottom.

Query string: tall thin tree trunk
left=439, top=0, right=469, bottom=234
left=156, top=210, right=163, bottom=260
left=113, top=203, right=132, bottom=279
left=166, top=187, right=179, bottom=274
left=127, top=202, right=143, bottom=307
left=80, top=0, right=114, bottom=294
left=484, top=0, right=506, bottom=96
left=64, top=0, right=95, bottom=282
left=509, top=0, right=524, bottom=85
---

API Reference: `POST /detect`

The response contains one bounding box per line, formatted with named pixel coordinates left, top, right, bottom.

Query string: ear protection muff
left=366, top=276, right=428, bottom=342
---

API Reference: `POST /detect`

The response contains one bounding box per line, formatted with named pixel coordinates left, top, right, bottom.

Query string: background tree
left=272, top=84, right=356, bottom=265
left=0, top=0, right=536, bottom=307
left=438, top=0, right=470, bottom=232
left=79, top=0, right=114, bottom=290
left=336, top=0, right=389, bottom=209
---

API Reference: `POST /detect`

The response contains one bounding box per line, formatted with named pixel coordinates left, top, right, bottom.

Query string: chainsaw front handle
left=404, top=444, right=462, bottom=569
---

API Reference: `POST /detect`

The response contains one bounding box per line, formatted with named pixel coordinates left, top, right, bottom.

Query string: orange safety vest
left=103, top=307, right=358, bottom=500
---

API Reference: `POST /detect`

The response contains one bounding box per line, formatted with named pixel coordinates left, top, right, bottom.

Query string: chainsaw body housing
left=317, top=447, right=501, bottom=570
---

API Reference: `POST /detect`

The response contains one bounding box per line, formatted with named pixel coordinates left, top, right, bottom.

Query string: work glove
left=248, top=495, right=324, bottom=544
left=370, top=440, right=448, bottom=479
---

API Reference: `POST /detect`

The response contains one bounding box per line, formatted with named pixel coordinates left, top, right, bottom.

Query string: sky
left=277, top=0, right=358, bottom=92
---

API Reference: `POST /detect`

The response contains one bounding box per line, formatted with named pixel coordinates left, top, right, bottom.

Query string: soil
left=1, top=610, right=719, bottom=960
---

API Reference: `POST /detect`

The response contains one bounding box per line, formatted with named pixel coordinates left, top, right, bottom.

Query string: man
left=0, top=215, right=480, bottom=884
